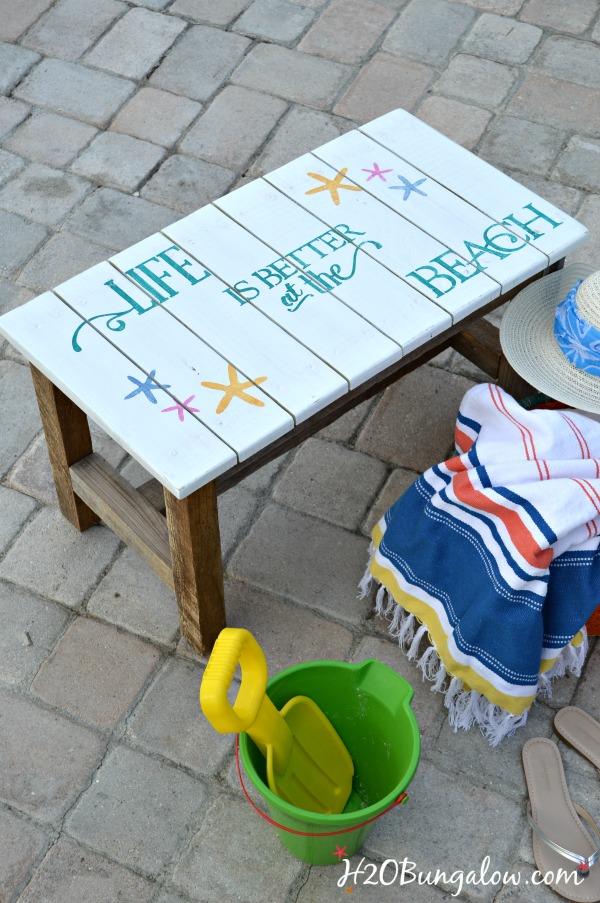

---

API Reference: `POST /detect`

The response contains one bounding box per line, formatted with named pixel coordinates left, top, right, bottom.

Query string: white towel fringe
left=366, top=566, right=589, bottom=746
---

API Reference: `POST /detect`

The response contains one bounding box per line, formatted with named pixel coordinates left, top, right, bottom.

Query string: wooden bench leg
left=163, top=481, right=225, bottom=655
left=30, top=365, right=99, bottom=531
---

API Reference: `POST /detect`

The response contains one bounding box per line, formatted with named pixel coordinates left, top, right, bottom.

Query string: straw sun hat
left=500, top=262, right=600, bottom=414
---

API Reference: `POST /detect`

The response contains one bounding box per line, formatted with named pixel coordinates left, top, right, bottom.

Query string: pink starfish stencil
left=362, top=162, right=393, bottom=182
left=161, top=395, right=199, bottom=421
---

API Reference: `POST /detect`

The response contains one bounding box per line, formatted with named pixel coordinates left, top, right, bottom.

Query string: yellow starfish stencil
left=201, top=364, right=267, bottom=414
left=305, top=167, right=362, bottom=206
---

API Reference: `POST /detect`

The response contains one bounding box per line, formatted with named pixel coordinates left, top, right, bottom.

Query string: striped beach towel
left=361, top=383, right=600, bottom=744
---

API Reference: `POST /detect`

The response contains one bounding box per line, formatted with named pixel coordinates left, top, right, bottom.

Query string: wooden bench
left=0, top=109, right=588, bottom=655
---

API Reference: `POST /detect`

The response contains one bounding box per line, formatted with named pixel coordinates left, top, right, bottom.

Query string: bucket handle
left=235, top=735, right=408, bottom=838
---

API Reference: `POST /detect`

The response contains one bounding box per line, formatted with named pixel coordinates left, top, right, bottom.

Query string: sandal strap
left=527, top=803, right=600, bottom=873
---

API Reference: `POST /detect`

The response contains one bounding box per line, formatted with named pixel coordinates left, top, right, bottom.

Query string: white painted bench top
left=0, top=109, right=589, bottom=499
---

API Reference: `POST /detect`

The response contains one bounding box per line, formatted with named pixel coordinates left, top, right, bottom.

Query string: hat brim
left=500, top=262, right=600, bottom=414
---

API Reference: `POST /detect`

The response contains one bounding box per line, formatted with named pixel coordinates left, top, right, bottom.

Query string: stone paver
left=462, top=12, right=542, bottom=64
left=0, top=581, right=70, bottom=687
left=300, top=0, right=394, bottom=65
left=0, top=0, right=54, bottom=42
left=0, top=807, right=48, bottom=902
left=31, top=616, right=161, bottom=728
left=217, top=579, right=354, bottom=671
left=180, top=86, right=287, bottom=170
left=0, top=506, right=121, bottom=607
left=0, top=42, right=40, bottom=93
left=0, top=96, right=30, bottom=140
left=171, top=796, right=304, bottom=903
left=334, top=53, right=434, bottom=121
left=0, top=483, right=36, bottom=552
left=229, top=504, right=372, bottom=623
left=363, top=466, right=420, bottom=535
left=8, top=424, right=127, bottom=504
left=17, top=838, right=155, bottom=903
left=111, top=87, right=202, bottom=148
left=0, top=163, right=91, bottom=226
left=478, top=115, right=564, bottom=176
left=365, top=760, right=523, bottom=901
left=417, top=96, right=492, bottom=149
left=169, top=0, right=251, bottom=24
left=232, top=43, right=352, bottom=109
left=71, top=132, right=166, bottom=193
left=0, top=361, right=42, bottom=476
left=434, top=54, right=518, bottom=108
left=519, top=0, right=598, bottom=34
left=537, top=36, right=600, bottom=92
left=67, top=744, right=207, bottom=876
left=508, top=73, right=600, bottom=136
left=0, top=2, right=599, bottom=900
left=87, top=546, right=180, bottom=645
left=5, top=111, right=97, bottom=167
left=0, top=208, right=48, bottom=277
left=356, top=366, right=476, bottom=471
left=274, top=437, right=387, bottom=529
left=246, top=105, right=349, bottom=178
left=235, top=0, right=315, bottom=44
left=84, top=8, right=187, bottom=80
left=21, top=0, right=127, bottom=61
left=0, top=689, right=106, bottom=822
left=125, top=656, right=232, bottom=772
left=63, top=187, right=176, bottom=250
left=17, top=230, right=113, bottom=292
left=554, top=136, right=600, bottom=193
left=383, top=0, right=475, bottom=66
left=570, top=194, right=600, bottom=266
left=150, top=26, right=250, bottom=101
left=14, top=59, right=136, bottom=128
left=140, top=153, right=236, bottom=213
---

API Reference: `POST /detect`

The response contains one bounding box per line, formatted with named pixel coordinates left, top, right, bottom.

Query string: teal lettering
left=432, top=251, right=480, bottom=282
left=253, top=267, right=284, bottom=289
left=157, top=246, right=210, bottom=285
left=318, top=230, right=347, bottom=252
left=104, top=278, right=157, bottom=313
left=406, top=265, right=456, bottom=297
left=482, top=224, right=527, bottom=253
left=333, top=223, right=367, bottom=240
left=126, top=260, right=178, bottom=302
left=502, top=203, right=562, bottom=239
left=269, top=257, right=297, bottom=280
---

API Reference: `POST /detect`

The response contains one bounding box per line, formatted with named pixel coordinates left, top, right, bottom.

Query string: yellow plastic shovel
left=200, top=628, right=354, bottom=815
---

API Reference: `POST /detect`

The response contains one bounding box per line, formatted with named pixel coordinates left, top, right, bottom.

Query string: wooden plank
left=165, top=203, right=405, bottom=388
left=312, top=129, right=549, bottom=292
left=164, top=481, right=225, bottom=655
left=54, top=262, right=294, bottom=462
left=450, top=318, right=502, bottom=379
left=182, top=193, right=452, bottom=355
left=263, top=152, right=501, bottom=321
left=110, top=233, right=348, bottom=423
left=360, top=110, right=589, bottom=264
left=70, top=453, right=174, bottom=590
left=0, top=293, right=237, bottom=499
left=30, top=366, right=99, bottom=532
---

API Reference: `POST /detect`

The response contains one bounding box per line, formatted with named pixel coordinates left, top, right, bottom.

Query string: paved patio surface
left=1, top=0, right=600, bottom=900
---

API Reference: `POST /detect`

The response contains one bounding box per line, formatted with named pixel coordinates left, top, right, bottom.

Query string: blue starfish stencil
left=389, top=175, right=428, bottom=200
left=124, top=370, right=169, bottom=404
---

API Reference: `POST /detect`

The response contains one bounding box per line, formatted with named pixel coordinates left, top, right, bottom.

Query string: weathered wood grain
left=30, top=365, right=98, bottom=531
left=164, top=482, right=225, bottom=655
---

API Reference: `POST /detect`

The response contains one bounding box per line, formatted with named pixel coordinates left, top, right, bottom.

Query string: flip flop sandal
left=555, top=708, right=600, bottom=772
left=522, top=737, right=600, bottom=902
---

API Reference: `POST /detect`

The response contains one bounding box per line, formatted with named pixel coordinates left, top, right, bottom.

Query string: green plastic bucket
left=238, top=658, right=420, bottom=866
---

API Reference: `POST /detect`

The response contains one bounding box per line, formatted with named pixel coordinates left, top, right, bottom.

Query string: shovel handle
left=200, top=628, right=269, bottom=734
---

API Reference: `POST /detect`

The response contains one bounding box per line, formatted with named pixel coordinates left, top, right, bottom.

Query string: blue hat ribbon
left=554, top=280, right=600, bottom=377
